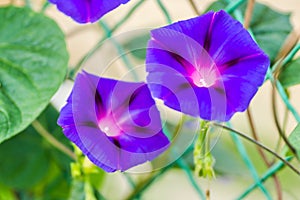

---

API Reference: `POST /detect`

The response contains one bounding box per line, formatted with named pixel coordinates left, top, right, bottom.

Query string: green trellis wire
left=228, top=123, right=272, bottom=200
left=226, top=1, right=300, bottom=199
left=69, top=0, right=146, bottom=80
left=96, top=1, right=206, bottom=198
left=68, top=0, right=300, bottom=199
left=237, top=156, right=293, bottom=199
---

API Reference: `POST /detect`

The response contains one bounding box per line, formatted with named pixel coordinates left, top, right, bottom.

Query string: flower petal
left=58, top=71, right=169, bottom=172
left=146, top=10, right=269, bottom=121
left=49, top=0, right=130, bottom=23
left=206, top=10, right=268, bottom=68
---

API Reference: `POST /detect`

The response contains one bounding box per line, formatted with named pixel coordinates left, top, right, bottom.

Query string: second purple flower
left=146, top=10, right=270, bottom=121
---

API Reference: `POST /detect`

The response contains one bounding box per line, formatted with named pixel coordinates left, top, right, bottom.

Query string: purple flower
left=49, top=0, right=130, bottom=23
left=58, top=71, right=169, bottom=172
left=146, top=10, right=269, bottom=121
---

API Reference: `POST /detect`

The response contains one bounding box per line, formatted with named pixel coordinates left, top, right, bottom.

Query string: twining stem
left=188, top=0, right=200, bottom=15
left=32, top=120, right=77, bottom=161
left=247, top=108, right=283, bottom=200
left=228, top=123, right=272, bottom=200
left=246, top=108, right=271, bottom=166
left=273, top=34, right=300, bottom=76
left=281, top=44, right=300, bottom=66
left=243, top=0, right=255, bottom=29
left=125, top=117, right=205, bottom=200
left=227, top=0, right=300, bottom=125
left=272, top=85, right=298, bottom=160
left=213, top=123, right=300, bottom=175
left=267, top=69, right=300, bottom=123
left=237, top=156, right=293, bottom=199
left=272, top=107, right=289, bottom=160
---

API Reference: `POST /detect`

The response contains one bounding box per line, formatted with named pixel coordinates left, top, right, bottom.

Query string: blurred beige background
left=0, top=0, right=299, bottom=199
left=50, top=1, right=300, bottom=199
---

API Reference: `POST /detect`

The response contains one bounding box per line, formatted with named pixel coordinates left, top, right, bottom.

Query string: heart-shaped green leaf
left=287, top=123, right=300, bottom=159
left=0, top=6, right=68, bottom=143
left=0, top=105, right=72, bottom=195
left=279, top=58, right=300, bottom=88
left=206, top=1, right=292, bottom=63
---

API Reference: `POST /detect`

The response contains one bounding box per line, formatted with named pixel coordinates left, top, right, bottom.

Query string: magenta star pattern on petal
left=58, top=71, right=169, bottom=172
left=146, top=10, right=270, bottom=121
left=49, top=0, right=130, bottom=23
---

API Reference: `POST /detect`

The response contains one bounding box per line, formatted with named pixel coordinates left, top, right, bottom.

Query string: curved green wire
left=225, top=3, right=299, bottom=199
left=163, top=118, right=206, bottom=200
left=156, top=0, right=172, bottom=24
left=237, top=157, right=293, bottom=199
left=176, top=158, right=206, bottom=200
left=282, top=44, right=300, bottom=66
left=225, top=0, right=247, bottom=13
left=69, top=0, right=145, bottom=79
left=228, top=123, right=272, bottom=200
left=98, top=20, right=139, bottom=81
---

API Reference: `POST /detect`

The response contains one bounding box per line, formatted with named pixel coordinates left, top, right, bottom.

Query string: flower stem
left=32, top=120, right=77, bottom=161
left=243, top=0, right=255, bottom=29
left=228, top=123, right=272, bottom=200
left=213, top=123, right=299, bottom=175
left=272, top=85, right=298, bottom=161
left=246, top=108, right=271, bottom=166
left=281, top=43, right=300, bottom=66
left=267, top=68, right=300, bottom=122
left=194, top=121, right=215, bottom=179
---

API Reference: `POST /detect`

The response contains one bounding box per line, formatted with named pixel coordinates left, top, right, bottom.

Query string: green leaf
left=0, top=6, right=68, bottom=143
left=250, top=4, right=292, bottom=62
left=0, top=104, right=72, bottom=197
left=206, top=1, right=292, bottom=63
left=205, top=0, right=227, bottom=11
left=34, top=105, right=72, bottom=200
left=0, top=126, right=50, bottom=189
left=0, top=183, right=16, bottom=200
left=123, top=33, right=150, bottom=60
left=278, top=58, right=300, bottom=88
left=287, top=123, right=300, bottom=159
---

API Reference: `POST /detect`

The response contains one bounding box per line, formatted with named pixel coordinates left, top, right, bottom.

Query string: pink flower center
left=98, top=116, right=122, bottom=137
left=190, top=65, right=218, bottom=88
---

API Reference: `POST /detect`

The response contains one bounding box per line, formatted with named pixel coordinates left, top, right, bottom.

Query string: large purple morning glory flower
left=146, top=10, right=269, bottom=121
left=49, top=0, right=130, bottom=23
left=58, top=71, right=169, bottom=172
